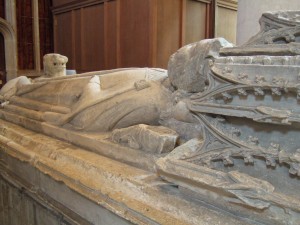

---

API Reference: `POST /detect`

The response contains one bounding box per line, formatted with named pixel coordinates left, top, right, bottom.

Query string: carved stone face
left=43, top=54, right=68, bottom=77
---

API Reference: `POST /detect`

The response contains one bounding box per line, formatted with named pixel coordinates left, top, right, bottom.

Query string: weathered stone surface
left=0, top=68, right=172, bottom=132
left=43, top=53, right=68, bottom=78
left=0, top=10, right=300, bottom=225
left=168, top=38, right=233, bottom=93
left=0, top=76, right=31, bottom=100
left=0, top=119, right=251, bottom=225
left=111, top=124, right=178, bottom=154
left=157, top=10, right=300, bottom=225
left=237, top=1, right=300, bottom=45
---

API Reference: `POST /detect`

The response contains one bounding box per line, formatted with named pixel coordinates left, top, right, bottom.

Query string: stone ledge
left=0, top=120, right=252, bottom=225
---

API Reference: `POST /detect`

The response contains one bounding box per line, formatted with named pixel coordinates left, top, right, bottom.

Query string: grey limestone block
left=168, top=38, right=233, bottom=93
left=111, top=124, right=179, bottom=154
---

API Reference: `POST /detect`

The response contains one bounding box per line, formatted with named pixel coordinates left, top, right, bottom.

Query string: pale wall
left=216, top=6, right=237, bottom=44
left=237, top=0, right=300, bottom=45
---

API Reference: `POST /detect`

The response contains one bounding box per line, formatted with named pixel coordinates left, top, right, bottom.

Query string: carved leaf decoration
left=227, top=171, right=275, bottom=192
left=219, top=171, right=274, bottom=209
left=158, top=12, right=300, bottom=219
left=228, top=190, right=271, bottom=209
left=179, top=113, right=300, bottom=177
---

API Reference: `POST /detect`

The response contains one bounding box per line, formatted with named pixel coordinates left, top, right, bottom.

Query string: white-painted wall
left=236, top=0, right=300, bottom=45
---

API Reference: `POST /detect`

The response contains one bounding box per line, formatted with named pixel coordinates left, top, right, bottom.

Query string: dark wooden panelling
left=185, top=0, right=206, bottom=45
left=53, top=0, right=217, bottom=71
left=54, top=12, right=74, bottom=68
left=52, top=0, right=77, bottom=7
left=81, top=4, right=105, bottom=71
left=104, top=0, right=117, bottom=70
left=17, top=0, right=33, bottom=19
left=0, top=0, right=5, bottom=19
left=16, top=0, right=34, bottom=70
left=156, top=0, right=181, bottom=68
left=73, top=9, right=82, bottom=72
left=119, top=0, right=151, bottom=68
left=39, top=0, right=54, bottom=69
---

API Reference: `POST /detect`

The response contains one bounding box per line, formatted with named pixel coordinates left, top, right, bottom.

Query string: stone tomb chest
left=0, top=11, right=300, bottom=225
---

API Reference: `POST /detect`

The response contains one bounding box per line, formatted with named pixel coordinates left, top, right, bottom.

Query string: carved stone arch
left=0, top=18, right=17, bottom=81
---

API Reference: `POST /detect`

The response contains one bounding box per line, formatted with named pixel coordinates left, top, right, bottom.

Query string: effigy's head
left=43, top=53, right=68, bottom=77
left=168, top=38, right=233, bottom=93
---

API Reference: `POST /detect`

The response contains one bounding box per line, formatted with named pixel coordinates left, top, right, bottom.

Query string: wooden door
left=0, top=33, right=5, bottom=88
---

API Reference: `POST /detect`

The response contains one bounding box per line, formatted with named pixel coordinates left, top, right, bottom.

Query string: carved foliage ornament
left=157, top=11, right=300, bottom=224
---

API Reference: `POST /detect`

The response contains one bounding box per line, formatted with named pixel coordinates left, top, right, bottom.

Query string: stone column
left=32, top=0, right=41, bottom=72
left=4, top=0, right=18, bottom=80
left=236, top=0, right=300, bottom=45
left=5, top=0, right=17, bottom=32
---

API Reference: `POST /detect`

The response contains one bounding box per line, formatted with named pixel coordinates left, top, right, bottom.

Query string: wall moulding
left=52, top=0, right=107, bottom=14
left=194, top=0, right=212, bottom=4
left=0, top=18, right=17, bottom=81
left=217, top=0, right=237, bottom=10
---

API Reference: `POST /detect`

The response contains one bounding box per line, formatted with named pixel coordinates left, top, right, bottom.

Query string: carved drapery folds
left=0, top=11, right=300, bottom=225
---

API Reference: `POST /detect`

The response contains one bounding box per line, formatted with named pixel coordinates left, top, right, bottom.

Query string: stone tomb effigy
left=0, top=11, right=300, bottom=225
